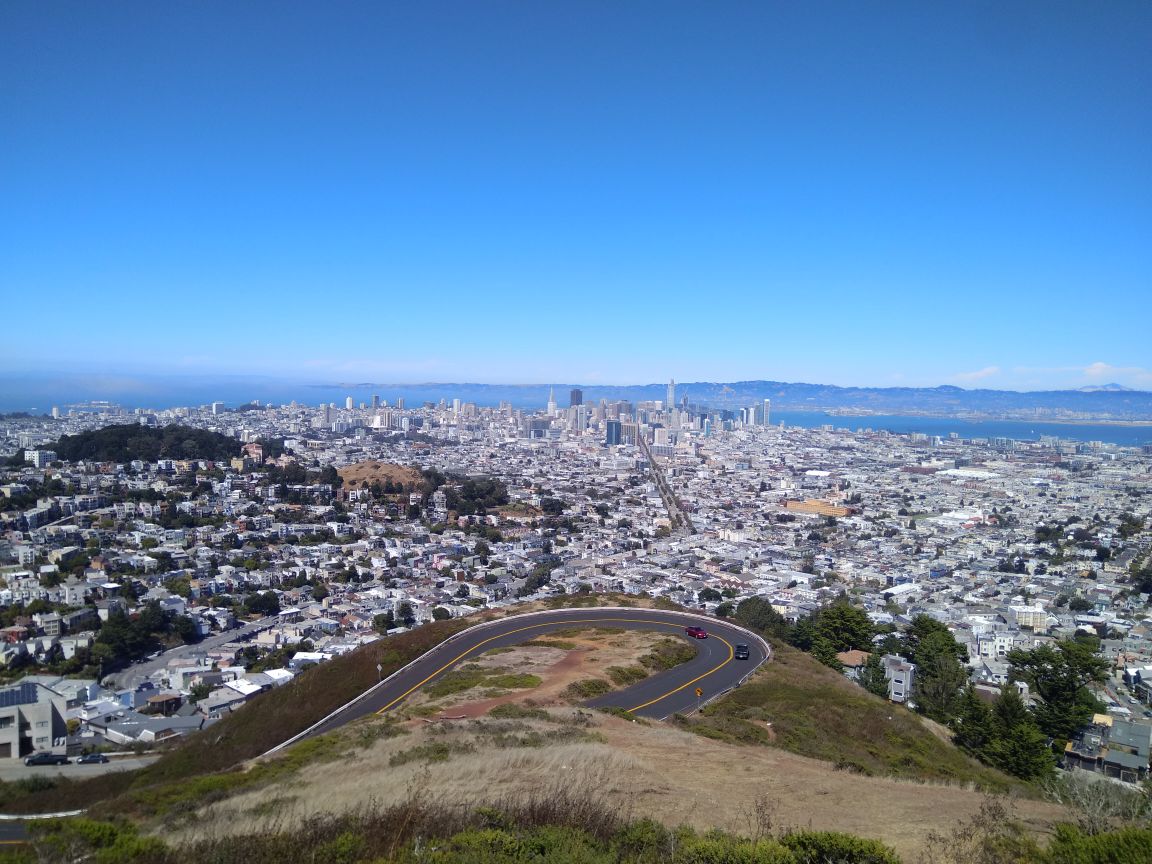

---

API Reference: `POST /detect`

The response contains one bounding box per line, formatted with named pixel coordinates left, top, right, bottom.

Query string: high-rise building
left=371, top=394, right=379, bottom=409
left=345, top=396, right=354, bottom=410
left=396, top=397, right=405, bottom=410
left=666, top=379, right=676, bottom=410
left=570, top=388, right=583, bottom=407
left=547, top=386, right=557, bottom=417
left=605, top=419, right=622, bottom=446
left=762, top=398, right=771, bottom=426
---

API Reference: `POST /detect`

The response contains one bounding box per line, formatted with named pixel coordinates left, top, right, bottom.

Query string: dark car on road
left=734, top=644, right=750, bottom=660
left=685, top=626, right=708, bottom=639
left=76, top=752, right=109, bottom=764
left=24, top=752, right=69, bottom=766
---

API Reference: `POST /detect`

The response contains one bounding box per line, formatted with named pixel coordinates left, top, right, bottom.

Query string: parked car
left=685, top=626, right=708, bottom=639
left=76, top=752, right=109, bottom=764
left=734, top=644, right=750, bottom=660
left=24, top=752, right=69, bottom=766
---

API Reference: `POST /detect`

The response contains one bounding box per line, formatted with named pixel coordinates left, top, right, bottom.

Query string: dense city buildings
left=0, top=391, right=1150, bottom=767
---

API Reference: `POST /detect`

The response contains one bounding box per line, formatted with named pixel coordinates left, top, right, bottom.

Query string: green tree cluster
left=787, top=600, right=875, bottom=671
left=951, top=685, right=1055, bottom=780
left=1006, top=635, right=1109, bottom=741
left=52, top=424, right=242, bottom=462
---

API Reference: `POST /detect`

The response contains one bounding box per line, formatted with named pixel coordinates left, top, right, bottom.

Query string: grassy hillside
left=0, top=618, right=473, bottom=816
left=0, top=593, right=662, bottom=816
left=1, top=600, right=1014, bottom=821
left=681, top=641, right=1018, bottom=790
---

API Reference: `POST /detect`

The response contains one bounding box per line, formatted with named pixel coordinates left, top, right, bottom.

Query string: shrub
left=564, top=679, right=612, bottom=700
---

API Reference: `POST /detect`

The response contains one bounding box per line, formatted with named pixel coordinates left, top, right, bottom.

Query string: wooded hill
left=52, top=424, right=241, bottom=463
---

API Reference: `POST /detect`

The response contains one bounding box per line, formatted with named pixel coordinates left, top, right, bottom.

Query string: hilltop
left=50, top=423, right=242, bottom=463
left=0, top=600, right=1080, bottom=861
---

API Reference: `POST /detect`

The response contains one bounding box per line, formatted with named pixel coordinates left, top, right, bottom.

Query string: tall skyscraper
left=570, top=388, right=583, bottom=407
left=547, top=386, right=557, bottom=417
left=345, top=396, right=354, bottom=410
left=666, top=379, right=676, bottom=410
left=762, top=398, right=771, bottom=426
left=371, top=394, right=379, bottom=409
left=605, top=419, right=622, bottom=446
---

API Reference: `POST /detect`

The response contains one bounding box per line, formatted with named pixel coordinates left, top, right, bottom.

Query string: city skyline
left=3, top=3, right=1150, bottom=391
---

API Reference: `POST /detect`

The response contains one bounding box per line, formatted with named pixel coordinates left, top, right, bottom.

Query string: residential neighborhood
left=1, top=394, right=1150, bottom=782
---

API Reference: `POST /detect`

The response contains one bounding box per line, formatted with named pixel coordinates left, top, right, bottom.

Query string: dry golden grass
left=337, top=460, right=423, bottom=490
left=167, top=711, right=1070, bottom=860
left=164, top=626, right=1073, bottom=860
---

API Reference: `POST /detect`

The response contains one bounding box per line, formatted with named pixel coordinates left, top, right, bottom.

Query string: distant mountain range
left=3, top=372, right=1150, bottom=421
left=318, top=380, right=1152, bottom=421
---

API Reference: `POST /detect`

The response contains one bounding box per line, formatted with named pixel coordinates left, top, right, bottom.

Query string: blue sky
left=2, top=1, right=1150, bottom=392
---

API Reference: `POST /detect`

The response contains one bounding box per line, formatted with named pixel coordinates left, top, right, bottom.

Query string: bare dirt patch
left=337, top=461, right=422, bottom=491
left=399, top=630, right=683, bottom=721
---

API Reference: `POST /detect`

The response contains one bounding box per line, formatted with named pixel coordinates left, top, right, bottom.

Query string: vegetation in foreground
left=0, top=618, right=473, bottom=816
left=682, top=640, right=1018, bottom=790
left=6, top=786, right=1152, bottom=864
left=731, top=597, right=1111, bottom=783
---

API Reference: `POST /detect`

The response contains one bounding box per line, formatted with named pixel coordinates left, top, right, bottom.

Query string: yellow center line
left=374, top=616, right=722, bottom=715
left=627, top=635, right=734, bottom=713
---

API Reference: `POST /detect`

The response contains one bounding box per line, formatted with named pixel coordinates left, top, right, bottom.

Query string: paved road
left=0, top=822, right=28, bottom=847
left=0, top=757, right=159, bottom=783
left=111, top=616, right=278, bottom=690
left=294, top=608, right=769, bottom=745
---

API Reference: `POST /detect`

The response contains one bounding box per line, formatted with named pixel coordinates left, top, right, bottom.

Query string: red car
left=685, top=626, right=708, bottom=639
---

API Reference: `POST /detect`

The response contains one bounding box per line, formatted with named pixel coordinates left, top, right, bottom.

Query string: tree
left=373, top=611, right=395, bottom=634
left=912, top=629, right=969, bottom=722
left=982, top=687, right=1056, bottom=781
left=715, top=602, right=734, bottom=618
left=733, top=598, right=788, bottom=640
left=859, top=653, right=890, bottom=699
left=801, top=600, right=874, bottom=653
left=809, top=634, right=842, bottom=671
left=431, top=607, right=451, bottom=621
left=1007, top=637, right=1109, bottom=741
left=397, top=602, right=415, bottom=627
left=244, top=591, right=281, bottom=617
left=698, top=587, right=723, bottom=603
left=903, top=615, right=966, bottom=666
left=172, top=615, right=200, bottom=644
left=540, top=497, right=566, bottom=515
left=951, top=685, right=995, bottom=756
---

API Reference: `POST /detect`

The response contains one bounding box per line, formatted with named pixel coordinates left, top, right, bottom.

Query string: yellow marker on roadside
left=695, top=687, right=703, bottom=697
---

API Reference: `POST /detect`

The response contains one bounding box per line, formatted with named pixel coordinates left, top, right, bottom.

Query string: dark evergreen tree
left=859, top=653, right=891, bottom=699
left=1007, top=636, right=1109, bottom=741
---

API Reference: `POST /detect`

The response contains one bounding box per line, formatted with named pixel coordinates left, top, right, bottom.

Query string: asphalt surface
left=300, top=608, right=769, bottom=741
left=0, top=822, right=28, bottom=846
left=111, top=615, right=278, bottom=690
left=0, top=756, right=159, bottom=783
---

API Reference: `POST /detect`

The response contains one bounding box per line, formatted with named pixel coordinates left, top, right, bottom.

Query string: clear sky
left=2, top=1, right=1150, bottom=392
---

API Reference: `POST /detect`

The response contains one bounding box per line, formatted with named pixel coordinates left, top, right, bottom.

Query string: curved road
left=283, top=608, right=770, bottom=750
